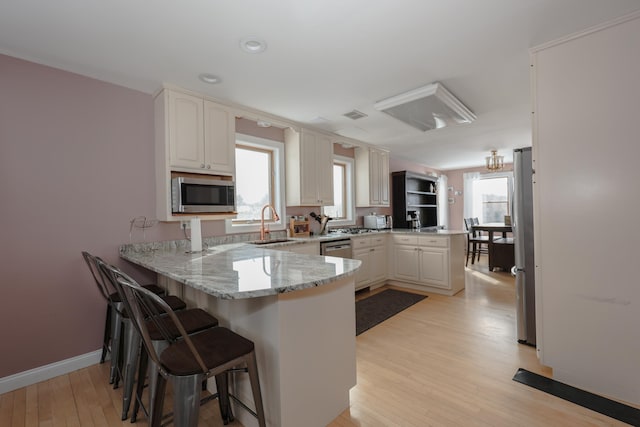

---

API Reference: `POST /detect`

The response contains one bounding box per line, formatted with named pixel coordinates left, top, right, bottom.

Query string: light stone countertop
left=119, top=228, right=465, bottom=300
left=120, top=240, right=361, bottom=300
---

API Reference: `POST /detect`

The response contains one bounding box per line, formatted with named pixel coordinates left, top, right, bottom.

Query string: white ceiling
left=2, top=1, right=639, bottom=170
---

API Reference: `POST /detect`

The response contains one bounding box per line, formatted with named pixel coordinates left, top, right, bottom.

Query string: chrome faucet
left=260, top=204, right=280, bottom=241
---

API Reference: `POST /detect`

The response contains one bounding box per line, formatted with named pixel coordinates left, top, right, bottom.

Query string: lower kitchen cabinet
left=418, top=246, right=448, bottom=288
left=278, top=242, right=320, bottom=255
left=390, top=233, right=465, bottom=295
left=352, top=234, right=387, bottom=290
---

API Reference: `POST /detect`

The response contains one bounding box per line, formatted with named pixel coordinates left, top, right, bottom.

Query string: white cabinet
left=355, top=146, right=390, bottom=207
left=278, top=241, right=320, bottom=255
left=351, top=234, right=387, bottom=290
left=390, top=233, right=464, bottom=295
left=154, top=87, right=236, bottom=221
left=417, top=241, right=448, bottom=289
left=392, top=235, right=420, bottom=282
left=160, top=89, right=235, bottom=176
left=284, top=128, right=334, bottom=206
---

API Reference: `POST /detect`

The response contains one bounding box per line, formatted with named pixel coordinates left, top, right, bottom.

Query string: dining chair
left=464, top=218, right=489, bottom=265
left=109, top=266, right=266, bottom=427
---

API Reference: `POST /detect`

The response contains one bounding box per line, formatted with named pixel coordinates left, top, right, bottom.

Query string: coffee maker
left=407, top=211, right=421, bottom=229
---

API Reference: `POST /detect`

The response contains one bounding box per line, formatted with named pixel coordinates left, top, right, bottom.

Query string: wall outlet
left=180, top=220, right=190, bottom=230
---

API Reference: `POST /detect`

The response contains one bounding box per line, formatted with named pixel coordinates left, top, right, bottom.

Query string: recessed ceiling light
left=198, top=73, right=221, bottom=84
left=240, top=36, right=267, bottom=54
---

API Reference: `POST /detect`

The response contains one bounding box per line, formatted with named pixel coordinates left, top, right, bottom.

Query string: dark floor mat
left=513, top=368, right=640, bottom=426
left=356, top=289, right=426, bottom=336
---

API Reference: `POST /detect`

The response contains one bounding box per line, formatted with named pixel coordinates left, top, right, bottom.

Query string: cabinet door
left=299, top=130, right=334, bottom=205
left=370, top=245, right=387, bottom=283
left=315, top=132, right=334, bottom=205
left=419, top=247, right=449, bottom=289
left=393, top=245, right=420, bottom=282
left=355, top=147, right=390, bottom=207
left=353, top=249, right=372, bottom=289
left=169, top=91, right=205, bottom=170
left=299, top=132, right=320, bottom=205
left=203, top=100, right=235, bottom=175
left=370, top=149, right=390, bottom=206
left=378, top=150, right=390, bottom=206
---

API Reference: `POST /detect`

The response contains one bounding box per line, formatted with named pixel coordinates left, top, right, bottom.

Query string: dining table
left=471, top=222, right=514, bottom=271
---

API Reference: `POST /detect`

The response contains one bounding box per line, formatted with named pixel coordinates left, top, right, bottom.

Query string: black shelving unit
left=392, top=170, right=438, bottom=229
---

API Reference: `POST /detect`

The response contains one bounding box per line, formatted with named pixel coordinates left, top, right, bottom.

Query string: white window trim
left=474, top=171, right=514, bottom=222
left=322, top=155, right=355, bottom=228
left=225, top=134, right=286, bottom=235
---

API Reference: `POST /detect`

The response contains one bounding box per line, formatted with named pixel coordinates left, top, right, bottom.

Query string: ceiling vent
left=373, top=82, right=476, bottom=132
left=343, top=109, right=368, bottom=120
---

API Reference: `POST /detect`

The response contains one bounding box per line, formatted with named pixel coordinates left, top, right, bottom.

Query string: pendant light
left=486, top=150, right=504, bottom=171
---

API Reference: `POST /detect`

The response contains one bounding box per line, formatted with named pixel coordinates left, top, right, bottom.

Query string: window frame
left=473, top=171, right=513, bottom=223
left=225, top=134, right=285, bottom=234
left=322, top=155, right=355, bottom=227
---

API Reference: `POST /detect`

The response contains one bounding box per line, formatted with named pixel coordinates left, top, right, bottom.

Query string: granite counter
left=120, top=239, right=360, bottom=427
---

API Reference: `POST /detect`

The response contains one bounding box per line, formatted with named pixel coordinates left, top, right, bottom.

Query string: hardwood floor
left=2, top=258, right=635, bottom=426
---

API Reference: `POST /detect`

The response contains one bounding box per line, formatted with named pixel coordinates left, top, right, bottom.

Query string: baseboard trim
left=0, top=349, right=102, bottom=395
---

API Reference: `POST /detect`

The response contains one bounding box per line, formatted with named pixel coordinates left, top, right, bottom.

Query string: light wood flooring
left=1, top=258, right=636, bottom=426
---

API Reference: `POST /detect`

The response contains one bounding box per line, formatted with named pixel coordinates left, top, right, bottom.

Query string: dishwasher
left=320, top=238, right=352, bottom=258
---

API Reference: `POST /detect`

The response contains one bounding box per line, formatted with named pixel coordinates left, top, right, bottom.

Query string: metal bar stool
left=97, top=258, right=223, bottom=423
left=83, top=252, right=187, bottom=420
left=82, top=251, right=165, bottom=383
left=113, top=271, right=267, bottom=427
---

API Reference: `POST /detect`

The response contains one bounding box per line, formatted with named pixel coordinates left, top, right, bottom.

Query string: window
left=322, top=155, right=355, bottom=226
left=472, top=175, right=511, bottom=223
left=226, top=134, right=285, bottom=233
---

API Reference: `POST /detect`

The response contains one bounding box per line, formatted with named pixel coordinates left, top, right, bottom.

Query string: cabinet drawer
left=392, top=234, right=418, bottom=246
left=351, top=236, right=371, bottom=249
left=370, top=235, right=387, bottom=247
left=417, top=235, right=448, bottom=248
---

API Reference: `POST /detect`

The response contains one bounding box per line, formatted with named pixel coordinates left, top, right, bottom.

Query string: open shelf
left=392, top=171, right=439, bottom=229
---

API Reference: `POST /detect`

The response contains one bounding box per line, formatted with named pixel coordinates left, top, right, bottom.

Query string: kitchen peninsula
left=120, top=239, right=361, bottom=427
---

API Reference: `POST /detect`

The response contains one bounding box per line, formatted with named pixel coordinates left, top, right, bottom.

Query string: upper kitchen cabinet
left=156, top=88, right=235, bottom=176
left=154, top=87, right=236, bottom=221
left=355, top=146, right=390, bottom=207
left=284, top=128, right=334, bottom=206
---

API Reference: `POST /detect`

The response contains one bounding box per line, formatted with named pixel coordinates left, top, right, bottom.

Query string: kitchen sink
left=248, top=238, right=294, bottom=245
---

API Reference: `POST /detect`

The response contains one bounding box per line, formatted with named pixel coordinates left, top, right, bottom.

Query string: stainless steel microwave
left=171, top=176, right=235, bottom=213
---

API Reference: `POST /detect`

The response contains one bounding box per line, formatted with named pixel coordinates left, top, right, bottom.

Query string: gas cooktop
left=330, top=227, right=379, bottom=234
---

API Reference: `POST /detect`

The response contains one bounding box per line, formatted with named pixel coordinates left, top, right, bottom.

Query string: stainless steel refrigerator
left=512, top=147, right=536, bottom=346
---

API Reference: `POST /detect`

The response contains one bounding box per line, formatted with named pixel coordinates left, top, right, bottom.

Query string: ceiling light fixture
left=240, top=36, right=267, bottom=54
left=374, top=82, right=475, bottom=132
left=486, top=150, right=504, bottom=171
left=198, top=73, right=221, bottom=84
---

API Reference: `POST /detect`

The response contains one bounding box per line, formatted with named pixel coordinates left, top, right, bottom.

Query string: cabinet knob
left=206, top=165, right=211, bottom=169
left=200, top=164, right=205, bottom=168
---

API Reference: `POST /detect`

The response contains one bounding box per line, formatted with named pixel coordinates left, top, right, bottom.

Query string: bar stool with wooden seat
left=82, top=251, right=166, bottom=384
left=113, top=270, right=267, bottom=427
left=98, top=260, right=221, bottom=423
left=83, top=252, right=189, bottom=420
